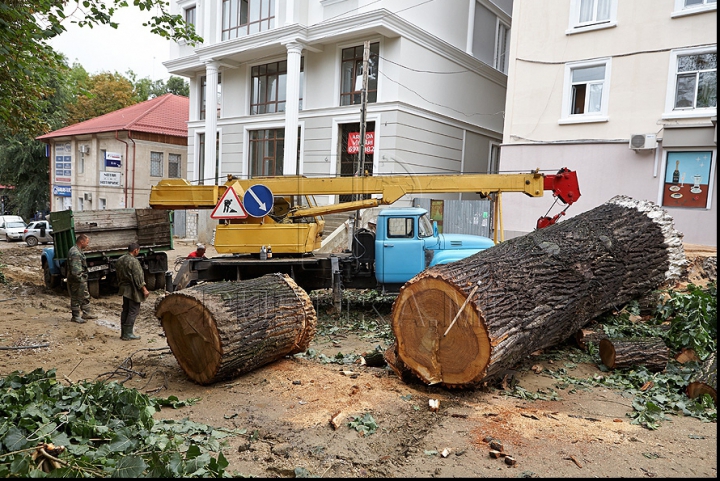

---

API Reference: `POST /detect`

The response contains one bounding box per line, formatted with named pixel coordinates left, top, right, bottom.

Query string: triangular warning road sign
left=211, top=187, right=248, bottom=219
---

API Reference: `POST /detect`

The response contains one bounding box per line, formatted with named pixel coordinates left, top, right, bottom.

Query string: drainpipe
left=129, top=131, right=136, bottom=208
left=116, top=131, right=130, bottom=207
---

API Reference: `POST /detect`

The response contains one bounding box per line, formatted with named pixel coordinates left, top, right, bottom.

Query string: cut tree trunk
left=574, top=323, right=608, bottom=351
left=154, top=273, right=316, bottom=385
left=686, top=352, right=717, bottom=404
left=599, top=337, right=669, bottom=372
left=389, top=196, right=686, bottom=388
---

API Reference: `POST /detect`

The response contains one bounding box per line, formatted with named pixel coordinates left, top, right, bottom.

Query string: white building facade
left=501, top=0, right=717, bottom=247
left=165, top=0, right=514, bottom=242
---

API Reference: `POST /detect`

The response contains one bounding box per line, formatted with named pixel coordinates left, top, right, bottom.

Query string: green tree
left=164, top=76, right=190, bottom=97
left=65, top=72, right=138, bottom=124
left=0, top=0, right=201, bottom=137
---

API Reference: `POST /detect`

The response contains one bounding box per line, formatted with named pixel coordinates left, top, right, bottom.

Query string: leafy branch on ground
left=0, top=368, right=244, bottom=477
left=347, top=413, right=378, bottom=436
left=509, top=280, right=717, bottom=430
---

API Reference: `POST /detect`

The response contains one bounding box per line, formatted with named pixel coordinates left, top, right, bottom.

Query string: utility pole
left=354, top=40, right=370, bottom=232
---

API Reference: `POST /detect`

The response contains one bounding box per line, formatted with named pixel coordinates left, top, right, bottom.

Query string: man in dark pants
left=68, top=233, right=98, bottom=323
left=115, top=242, right=149, bottom=341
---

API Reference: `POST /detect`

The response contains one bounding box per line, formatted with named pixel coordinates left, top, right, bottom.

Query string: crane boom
left=149, top=168, right=580, bottom=254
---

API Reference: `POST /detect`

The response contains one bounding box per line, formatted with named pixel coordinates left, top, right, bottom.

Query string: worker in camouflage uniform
left=67, top=233, right=98, bottom=323
left=115, top=242, right=149, bottom=341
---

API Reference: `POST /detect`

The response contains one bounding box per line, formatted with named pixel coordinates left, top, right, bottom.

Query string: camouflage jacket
left=67, top=245, right=87, bottom=283
left=115, top=253, right=146, bottom=303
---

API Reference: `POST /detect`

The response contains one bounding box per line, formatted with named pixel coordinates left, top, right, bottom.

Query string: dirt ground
left=0, top=239, right=716, bottom=478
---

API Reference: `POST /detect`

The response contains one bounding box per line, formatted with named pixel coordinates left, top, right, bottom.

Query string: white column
left=204, top=61, right=219, bottom=184
left=283, top=42, right=303, bottom=175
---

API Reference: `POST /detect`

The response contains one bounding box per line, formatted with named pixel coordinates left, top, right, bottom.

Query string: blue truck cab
left=373, top=207, right=495, bottom=285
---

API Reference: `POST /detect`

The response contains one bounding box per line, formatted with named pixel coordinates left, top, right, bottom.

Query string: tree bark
left=686, top=352, right=717, bottom=404
left=154, top=273, right=317, bottom=385
left=599, top=337, right=669, bottom=372
left=389, top=196, right=686, bottom=388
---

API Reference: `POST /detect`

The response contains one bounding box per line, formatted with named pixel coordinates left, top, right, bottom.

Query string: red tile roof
left=36, top=94, right=189, bottom=140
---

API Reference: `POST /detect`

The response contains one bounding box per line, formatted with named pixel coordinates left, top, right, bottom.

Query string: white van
left=0, top=215, right=26, bottom=239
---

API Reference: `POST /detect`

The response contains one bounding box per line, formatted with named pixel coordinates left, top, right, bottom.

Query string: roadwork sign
left=211, top=187, right=248, bottom=219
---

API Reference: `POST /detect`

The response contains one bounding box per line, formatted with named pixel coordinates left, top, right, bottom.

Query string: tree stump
left=389, top=196, right=686, bottom=388
left=155, top=273, right=317, bottom=385
left=599, top=337, right=669, bottom=372
left=686, top=352, right=717, bottom=404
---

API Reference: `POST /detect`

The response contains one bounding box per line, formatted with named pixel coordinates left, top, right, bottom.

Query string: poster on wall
left=347, top=132, right=374, bottom=154
left=105, top=151, right=122, bottom=168
left=54, top=142, right=72, bottom=183
left=662, top=151, right=713, bottom=209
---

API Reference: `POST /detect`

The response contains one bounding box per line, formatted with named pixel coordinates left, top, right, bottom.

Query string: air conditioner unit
left=83, top=193, right=92, bottom=201
left=79, top=144, right=90, bottom=154
left=629, top=134, right=657, bottom=150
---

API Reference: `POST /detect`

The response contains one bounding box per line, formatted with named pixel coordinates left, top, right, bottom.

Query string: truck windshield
left=418, top=214, right=433, bottom=238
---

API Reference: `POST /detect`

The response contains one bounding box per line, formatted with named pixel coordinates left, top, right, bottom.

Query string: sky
left=48, top=6, right=173, bottom=81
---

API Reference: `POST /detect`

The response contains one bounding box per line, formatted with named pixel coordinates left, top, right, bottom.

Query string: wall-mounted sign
left=105, top=151, right=122, bottom=168
left=347, top=132, right=374, bottom=154
left=99, top=172, right=122, bottom=187
left=52, top=185, right=72, bottom=197
left=54, top=142, right=72, bottom=183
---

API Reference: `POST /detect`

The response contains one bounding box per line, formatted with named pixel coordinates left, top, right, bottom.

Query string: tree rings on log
left=390, top=195, right=686, bottom=388
left=155, top=273, right=316, bottom=385
left=599, top=338, right=669, bottom=372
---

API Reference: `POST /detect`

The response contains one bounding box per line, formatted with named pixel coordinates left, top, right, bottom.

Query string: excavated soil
left=0, top=240, right=716, bottom=478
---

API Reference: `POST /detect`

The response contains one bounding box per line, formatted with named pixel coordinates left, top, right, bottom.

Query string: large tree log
left=599, top=337, right=669, bottom=372
left=389, top=196, right=686, bottom=388
left=155, top=273, right=316, bottom=385
left=686, top=352, right=717, bottom=404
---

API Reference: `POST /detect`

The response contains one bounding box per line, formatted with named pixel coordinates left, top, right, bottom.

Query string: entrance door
left=339, top=122, right=374, bottom=203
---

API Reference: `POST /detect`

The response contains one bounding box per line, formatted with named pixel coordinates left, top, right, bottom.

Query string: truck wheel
left=144, top=270, right=157, bottom=291
left=43, top=263, right=60, bottom=289
left=88, top=280, right=100, bottom=299
left=155, top=272, right=167, bottom=291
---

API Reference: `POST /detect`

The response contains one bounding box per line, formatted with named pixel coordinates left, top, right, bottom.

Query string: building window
left=197, top=133, right=205, bottom=185
left=674, top=53, right=717, bottom=110
left=567, top=0, right=617, bottom=33
left=494, top=21, right=510, bottom=74
left=249, top=129, right=284, bottom=177
left=222, top=0, right=275, bottom=40
left=251, top=59, right=304, bottom=115
left=200, top=73, right=222, bottom=120
left=560, top=59, right=611, bottom=123
left=185, top=5, right=196, bottom=26
left=78, top=153, right=85, bottom=175
left=99, top=198, right=106, bottom=210
left=664, top=48, right=717, bottom=118
left=150, top=152, right=163, bottom=177
left=340, top=42, right=379, bottom=106
left=673, top=0, right=717, bottom=17
left=168, top=153, right=181, bottom=178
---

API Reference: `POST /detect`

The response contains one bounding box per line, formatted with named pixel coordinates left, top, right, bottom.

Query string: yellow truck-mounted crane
left=150, top=168, right=580, bottom=293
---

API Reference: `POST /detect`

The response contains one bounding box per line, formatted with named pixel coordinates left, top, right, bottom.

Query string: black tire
left=43, top=263, right=60, bottom=289
left=88, top=280, right=100, bottom=299
left=26, top=236, right=38, bottom=247
left=144, top=270, right=157, bottom=291
left=155, top=272, right=167, bottom=291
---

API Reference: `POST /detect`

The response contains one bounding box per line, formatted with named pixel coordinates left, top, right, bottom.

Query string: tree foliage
left=0, top=0, right=201, bottom=137
left=65, top=72, right=137, bottom=125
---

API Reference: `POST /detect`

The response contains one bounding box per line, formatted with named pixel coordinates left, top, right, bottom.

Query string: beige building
left=37, top=94, right=190, bottom=214
left=501, top=0, right=716, bottom=247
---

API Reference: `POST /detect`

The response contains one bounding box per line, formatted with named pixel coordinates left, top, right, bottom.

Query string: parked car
left=0, top=215, right=26, bottom=239
left=24, top=220, right=53, bottom=246
left=4, top=221, right=27, bottom=242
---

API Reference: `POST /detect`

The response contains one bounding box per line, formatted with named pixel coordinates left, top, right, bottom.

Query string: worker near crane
left=115, top=242, right=149, bottom=341
left=188, top=243, right=207, bottom=259
left=68, top=233, right=98, bottom=324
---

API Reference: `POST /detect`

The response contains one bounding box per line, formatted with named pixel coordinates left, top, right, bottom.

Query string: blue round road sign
left=243, top=184, right=274, bottom=218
